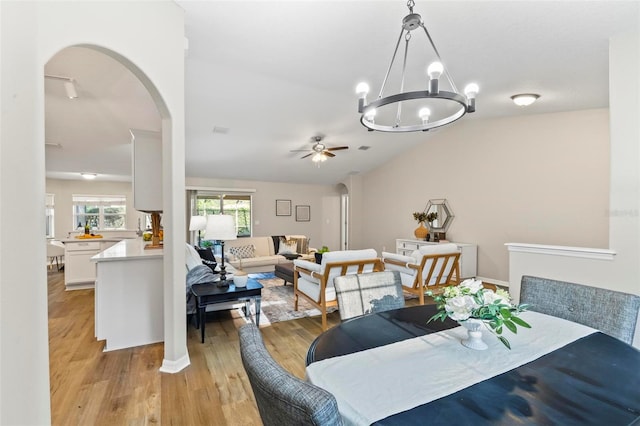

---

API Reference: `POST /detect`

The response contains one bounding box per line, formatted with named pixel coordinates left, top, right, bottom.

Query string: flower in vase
left=428, top=278, right=531, bottom=349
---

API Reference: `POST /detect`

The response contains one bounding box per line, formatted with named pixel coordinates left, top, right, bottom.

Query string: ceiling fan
left=291, top=135, right=349, bottom=162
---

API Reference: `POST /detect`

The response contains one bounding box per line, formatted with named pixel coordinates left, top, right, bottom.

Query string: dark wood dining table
left=306, top=305, right=640, bottom=425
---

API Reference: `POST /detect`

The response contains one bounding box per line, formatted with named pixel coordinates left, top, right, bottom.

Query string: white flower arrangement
left=428, top=278, right=531, bottom=349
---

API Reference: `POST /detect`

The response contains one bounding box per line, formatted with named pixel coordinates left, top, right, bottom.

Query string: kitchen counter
left=91, top=239, right=164, bottom=351
left=91, top=238, right=162, bottom=262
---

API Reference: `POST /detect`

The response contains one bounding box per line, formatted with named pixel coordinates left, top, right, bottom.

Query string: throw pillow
left=288, top=237, right=309, bottom=255
left=229, top=244, right=255, bottom=259
left=196, top=247, right=219, bottom=273
left=278, top=239, right=299, bottom=255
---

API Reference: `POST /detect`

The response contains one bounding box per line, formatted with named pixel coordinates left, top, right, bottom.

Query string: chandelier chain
left=407, top=0, right=415, bottom=13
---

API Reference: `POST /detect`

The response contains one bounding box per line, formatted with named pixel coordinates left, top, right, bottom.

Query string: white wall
left=186, top=176, right=342, bottom=251
left=46, top=178, right=146, bottom=238
left=507, top=31, right=640, bottom=347
left=0, top=2, right=185, bottom=424
left=358, top=109, right=610, bottom=281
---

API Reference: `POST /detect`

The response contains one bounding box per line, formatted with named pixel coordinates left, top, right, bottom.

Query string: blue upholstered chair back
left=238, top=324, right=343, bottom=426
left=334, top=271, right=405, bottom=320
left=520, top=275, right=640, bottom=344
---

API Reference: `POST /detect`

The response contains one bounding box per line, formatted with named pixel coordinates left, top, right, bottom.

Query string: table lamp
left=205, top=214, right=237, bottom=283
left=189, top=215, right=207, bottom=247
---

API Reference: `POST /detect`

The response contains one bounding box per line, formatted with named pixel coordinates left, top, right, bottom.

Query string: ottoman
left=274, top=262, right=296, bottom=285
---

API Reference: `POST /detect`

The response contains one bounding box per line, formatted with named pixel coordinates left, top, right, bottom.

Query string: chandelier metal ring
left=361, top=90, right=468, bottom=132
left=355, top=1, right=478, bottom=133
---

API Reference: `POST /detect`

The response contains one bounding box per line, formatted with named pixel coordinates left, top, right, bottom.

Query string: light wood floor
left=49, top=270, right=422, bottom=425
left=48, top=272, right=415, bottom=426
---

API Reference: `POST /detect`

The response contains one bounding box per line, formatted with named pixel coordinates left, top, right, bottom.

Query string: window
left=72, top=195, right=127, bottom=230
left=194, top=193, right=252, bottom=237
left=46, top=193, right=55, bottom=238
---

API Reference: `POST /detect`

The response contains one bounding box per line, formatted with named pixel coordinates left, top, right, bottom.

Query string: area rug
left=236, top=272, right=420, bottom=326
left=236, top=272, right=337, bottom=326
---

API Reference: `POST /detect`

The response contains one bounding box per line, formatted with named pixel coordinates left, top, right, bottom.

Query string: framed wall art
left=276, top=199, right=291, bottom=216
left=296, top=205, right=310, bottom=222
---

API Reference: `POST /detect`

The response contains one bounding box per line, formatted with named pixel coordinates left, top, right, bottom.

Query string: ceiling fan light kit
left=292, top=135, right=349, bottom=164
left=356, top=0, right=478, bottom=133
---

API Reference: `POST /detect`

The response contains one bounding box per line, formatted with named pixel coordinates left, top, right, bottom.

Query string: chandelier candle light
left=356, top=0, right=478, bottom=132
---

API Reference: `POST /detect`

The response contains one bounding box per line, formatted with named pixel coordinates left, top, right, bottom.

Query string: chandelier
left=356, top=0, right=478, bottom=132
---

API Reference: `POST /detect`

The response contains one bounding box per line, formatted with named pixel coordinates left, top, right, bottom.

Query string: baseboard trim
left=159, top=353, right=191, bottom=374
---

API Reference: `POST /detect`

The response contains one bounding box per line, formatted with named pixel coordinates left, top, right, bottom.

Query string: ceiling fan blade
left=290, top=149, right=311, bottom=153
left=323, top=151, right=336, bottom=158
left=326, top=146, right=349, bottom=151
left=301, top=153, right=313, bottom=159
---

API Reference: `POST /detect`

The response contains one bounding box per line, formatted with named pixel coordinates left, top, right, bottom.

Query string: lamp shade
left=189, top=215, right=207, bottom=231
left=205, top=215, right=237, bottom=241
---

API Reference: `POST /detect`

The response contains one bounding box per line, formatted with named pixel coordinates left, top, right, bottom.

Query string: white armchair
left=382, top=243, right=460, bottom=305
left=293, top=248, right=382, bottom=330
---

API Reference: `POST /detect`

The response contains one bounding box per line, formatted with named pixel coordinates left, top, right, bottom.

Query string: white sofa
left=224, top=235, right=313, bottom=273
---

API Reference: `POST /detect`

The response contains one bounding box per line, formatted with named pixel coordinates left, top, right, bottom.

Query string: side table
left=190, top=278, right=263, bottom=343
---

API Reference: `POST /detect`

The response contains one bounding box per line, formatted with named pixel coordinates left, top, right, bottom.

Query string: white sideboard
left=396, top=238, right=478, bottom=279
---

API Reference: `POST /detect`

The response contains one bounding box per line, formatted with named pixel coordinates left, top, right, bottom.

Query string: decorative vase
left=414, top=222, right=429, bottom=240
left=459, top=319, right=488, bottom=350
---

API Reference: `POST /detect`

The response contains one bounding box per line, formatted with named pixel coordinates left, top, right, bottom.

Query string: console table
left=396, top=238, right=477, bottom=279
left=191, top=278, right=263, bottom=343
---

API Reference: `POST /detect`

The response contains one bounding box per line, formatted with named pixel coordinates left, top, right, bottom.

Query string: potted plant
left=315, top=246, right=329, bottom=264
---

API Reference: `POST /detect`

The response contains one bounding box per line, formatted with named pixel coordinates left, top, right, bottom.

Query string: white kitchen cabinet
left=396, top=238, right=478, bottom=279
left=130, top=129, right=162, bottom=212
left=63, top=239, right=128, bottom=290
left=64, top=241, right=101, bottom=289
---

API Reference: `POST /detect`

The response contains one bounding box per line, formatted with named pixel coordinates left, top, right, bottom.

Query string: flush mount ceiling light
left=356, top=0, right=478, bottom=133
left=44, top=74, right=78, bottom=99
left=511, top=93, right=540, bottom=107
left=80, top=173, right=97, bottom=180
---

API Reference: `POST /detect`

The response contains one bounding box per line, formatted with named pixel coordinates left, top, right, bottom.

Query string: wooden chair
left=334, top=271, right=405, bottom=321
left=293, top=249, right=383, bottom=330
left=238, top=324, right=343, bottom=426
left=382, top=243, right=460, bottom=305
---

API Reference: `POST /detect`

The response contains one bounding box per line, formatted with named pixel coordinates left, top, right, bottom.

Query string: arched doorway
left=43, top=43, right=188, bottom=373
left=337, top=183, right=349, bottom=250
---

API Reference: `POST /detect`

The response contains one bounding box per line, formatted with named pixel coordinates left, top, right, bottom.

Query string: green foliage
left=427, top=280, right=531, bottom=349
left=413, top=212, right=428, bottom=222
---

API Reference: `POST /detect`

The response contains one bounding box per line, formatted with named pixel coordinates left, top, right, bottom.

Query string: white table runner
left=306, top=311, right=596, bottom=426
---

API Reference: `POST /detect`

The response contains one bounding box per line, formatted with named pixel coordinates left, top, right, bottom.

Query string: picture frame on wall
left=296, top=205, right=310, bottom=222
left=276, top=199, right=292, bottom=216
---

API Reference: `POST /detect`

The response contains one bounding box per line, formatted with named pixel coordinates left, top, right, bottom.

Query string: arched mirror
left=424, top=199, right=454, bottom=232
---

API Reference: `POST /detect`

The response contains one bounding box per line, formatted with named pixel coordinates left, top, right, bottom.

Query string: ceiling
left=44, top=1, right=639, bottom=185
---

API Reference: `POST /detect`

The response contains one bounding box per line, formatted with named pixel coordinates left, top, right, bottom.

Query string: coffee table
left=274, top=262, right=295, bottom=285
left=191, top=278, right=263, bottom=343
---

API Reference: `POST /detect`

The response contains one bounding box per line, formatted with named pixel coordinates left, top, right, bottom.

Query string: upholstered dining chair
left=382, top=243, right=460, bottom=305
left=520, top=275, right=640, bottom=345
left=294, top=248, right=382, bottom=330
left=238, top=323, right=343, bottom=426
left=334, top=271, right=405, bottom=321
